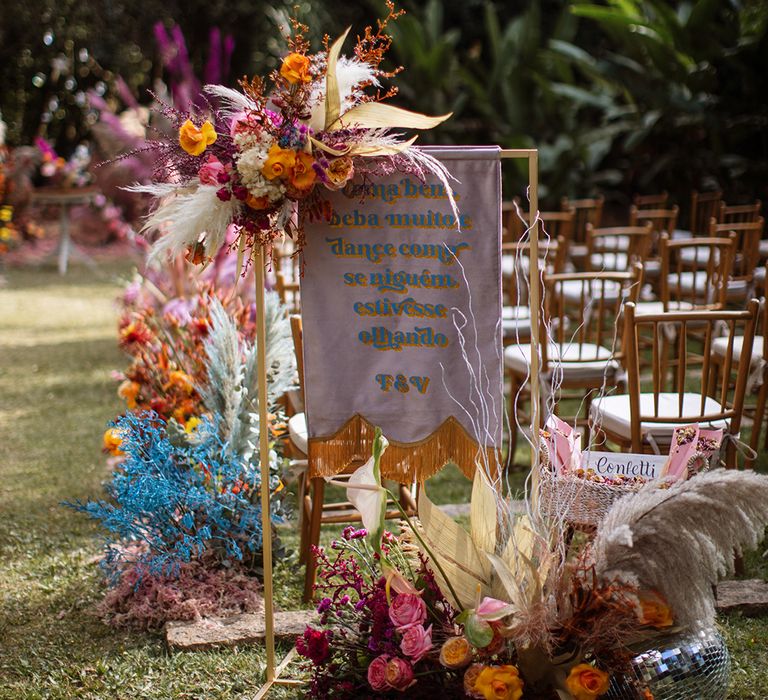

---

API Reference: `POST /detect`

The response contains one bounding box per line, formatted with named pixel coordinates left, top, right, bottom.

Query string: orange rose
left=179, top=119, right=217, bottom=156
left=565, top=663, right=610, bottom=700
left=290, top=151, right=317, bottom=191
left=118, top=380, right=141, bottom=409
left=262, top=144, right=296, bottom=180
left=280, top=53, right=312, bottom=84
left=439, top=636, right=473, bottom=669
left=246, top=194, right=271, bottom=210
left=473, top=665, right=524, bottom=700
left=103, top=427, right=124, bottom=456
left=639, top=592, right=674, bottom=628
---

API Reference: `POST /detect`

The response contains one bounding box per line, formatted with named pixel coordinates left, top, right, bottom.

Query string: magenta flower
left=296, top=627, right=331, bottom=665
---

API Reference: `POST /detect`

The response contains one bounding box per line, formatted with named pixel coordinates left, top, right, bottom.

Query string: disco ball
left=604, top=627, right=730, bottom=700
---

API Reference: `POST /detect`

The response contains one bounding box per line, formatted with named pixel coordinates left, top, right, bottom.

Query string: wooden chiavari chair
left=591, top=300, right=759, bottom=466
left=276, top=271, right=301, bottom=314
left=561, top=195, right=604, bottom=269
left=505, top=265, right=642, bottom=461
left=720, top=200, right=762, bottom=225
left=633, top=191, right=669, bottom=210
left=585, top=222, right=653, bottom=273
left=709, top=218, right=764, bottom=302
left=689, top=189, right=723, bottom=236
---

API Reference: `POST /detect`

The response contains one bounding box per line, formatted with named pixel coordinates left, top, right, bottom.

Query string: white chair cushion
left=678, top=246, right=720, bottom=265
left=634, top=300, right=694, bottom=315
left=560, top=278, right=623, bottom=304
left=589, top=252, right=628, bottom=271
left=711, top=335, right=764, bottom=364
left=591, top=392, right=730, bottom=443
left=502, top=305, right=532, bottom=339
left=289, top=412, right=308, bottom=456
left=500, top=254, right=530, bottom=280
left=505, top=341, right=619, bottom=382
left=672, top=229, right=692, bottom=239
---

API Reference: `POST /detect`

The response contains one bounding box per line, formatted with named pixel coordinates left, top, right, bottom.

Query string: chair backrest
left=690, top=189, right=723, bottom=235
left=289, top=314, right=305, bottom=405
left=660, top=233, right=735, bottom=310
left=504, top=198, right=575, bottom=245
left=585, top=222, right=653, bottom=271
left=719, top=200, right=762, bottom=225
left=629, top=205, right=679, bottom=236
left=633, top=191, right=669, bottom=210
left=561, top=195, right=604, bottom=245
left=276, top=271, right=301, bottom=314
left=541, top=264, right=643, bottom=369
left=502, top=235, right=567, bottom=306
left=709, top=217, right=765, bottom=285
left=622, top=300, right=759, bottom=465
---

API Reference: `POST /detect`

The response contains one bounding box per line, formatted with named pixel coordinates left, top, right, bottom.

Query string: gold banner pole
left=499, top=149, right=540, bottom=482
left=254, top=247, right=276, bottom=681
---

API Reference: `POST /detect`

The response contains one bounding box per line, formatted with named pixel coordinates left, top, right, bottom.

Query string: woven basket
left=538, top=466, right=646, bottom=530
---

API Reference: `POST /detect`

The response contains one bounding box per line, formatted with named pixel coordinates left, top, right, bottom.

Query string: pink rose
left=367, top=654, right=390, bottom=691
left=385, top=657, right=415, bottom=692
left=198, top=155, right=227, bottom=185
left=400, top=624, right=432, bottom=662
left=389, top=593, right=427, bottom=630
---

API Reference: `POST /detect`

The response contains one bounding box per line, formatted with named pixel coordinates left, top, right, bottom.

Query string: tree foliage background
left=2, top=0, right=766, bottom=206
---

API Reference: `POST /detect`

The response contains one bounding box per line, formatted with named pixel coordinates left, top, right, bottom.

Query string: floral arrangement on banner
left=297, top=430, right=768, bottom=699
left=35, top=138, right=93, bottom=188
left=129, top=2, right=453, bottom=265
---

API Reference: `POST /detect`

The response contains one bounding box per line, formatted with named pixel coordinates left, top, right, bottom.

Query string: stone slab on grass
left=166, top=610, right=314, bottom=651
left=716, top=579, right=768, bottom=616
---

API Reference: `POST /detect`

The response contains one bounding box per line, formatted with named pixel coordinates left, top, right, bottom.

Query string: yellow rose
left=262, top=144, right=296, bottom=180
left=440, top=636, right=473, bottom=669
left=639, top=592, right=674, bottom=628
left=0, top=205, right=12, bottom=222
left=473, top=665, right=524, bottom=700
left=280, top=53, right=312, bottom=84
left=565, top=663, right=610, bottom=700
left=290, top=151, right=317, bottom=191
left=103, top=428, right=124, bottom=456
left=117, top=380, right=141, bottom=409
left=179, top=119, right=217, bottom=156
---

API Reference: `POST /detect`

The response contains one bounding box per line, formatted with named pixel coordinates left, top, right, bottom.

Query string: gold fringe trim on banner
left=308, top=414, right=500, bottom=482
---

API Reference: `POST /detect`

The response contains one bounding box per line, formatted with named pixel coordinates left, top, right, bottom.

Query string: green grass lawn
left=1, top=262, right=767, bottom=699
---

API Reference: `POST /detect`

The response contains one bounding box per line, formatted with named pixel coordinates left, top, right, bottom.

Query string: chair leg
left=750, top=376, right=768, bottom=467
left=297, top=469, right=308, bottom=564
left=507, top=375, right=520, bottom=470
left=303, top=477, right=325, bottom=602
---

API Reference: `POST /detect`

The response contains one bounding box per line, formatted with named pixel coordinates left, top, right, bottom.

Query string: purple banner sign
left=300, top=146, right=503, bottom=482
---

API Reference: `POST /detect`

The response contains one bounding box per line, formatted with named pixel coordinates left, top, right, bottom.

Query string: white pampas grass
left=203, top=84, right=257, bottom=117
left=127, top=183, right=241, bottom=264
left=308, top=57, right=380, bottom=132
left=589, top=469, right=768, bottom=629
